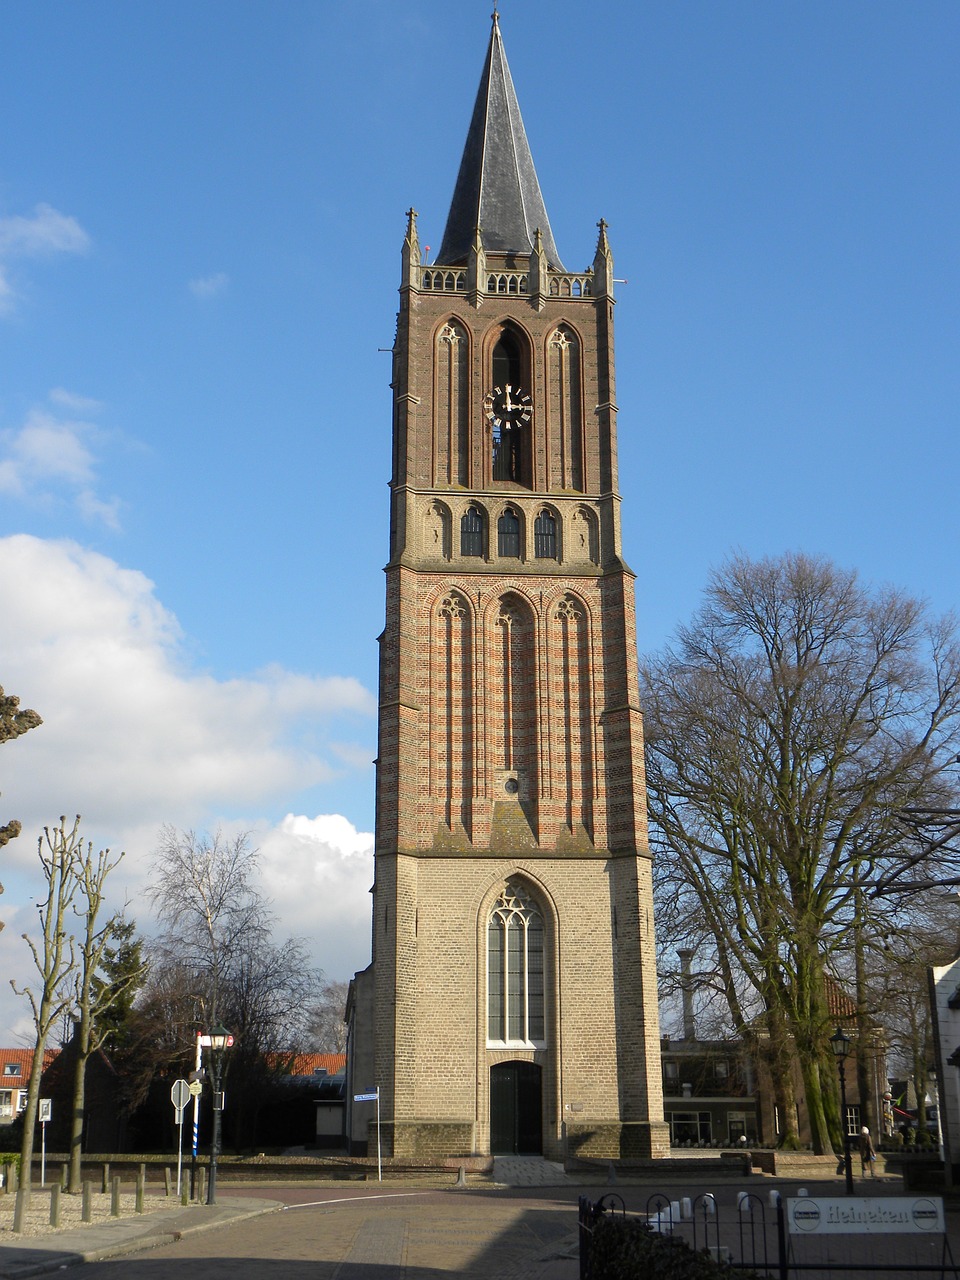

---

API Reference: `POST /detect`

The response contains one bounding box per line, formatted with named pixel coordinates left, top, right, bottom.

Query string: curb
left=0, top=1198, right=284, bottom=1279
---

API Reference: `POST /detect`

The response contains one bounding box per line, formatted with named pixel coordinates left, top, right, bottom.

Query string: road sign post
left=353, top=1087, right=381, bottom=1182
left=170, top=1079, right=190, bottom=1196
left=190, top=1033, right=202, bottom=1200
left=38, top=1099, right=52, bottom=1187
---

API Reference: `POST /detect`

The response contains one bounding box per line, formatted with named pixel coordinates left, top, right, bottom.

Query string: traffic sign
left=170, top=1079, right=190, bottom=1110
left=188, top=1079, right=203, bottom=1098
left=38, top=1098, right=52, bottom=1122
left=354, top=1091, right=379, bottom=1102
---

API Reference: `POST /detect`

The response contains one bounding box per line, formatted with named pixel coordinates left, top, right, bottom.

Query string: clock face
left=484, top=384, right=532, bottom=430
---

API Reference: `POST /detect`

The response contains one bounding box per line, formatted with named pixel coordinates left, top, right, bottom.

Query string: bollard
left=196, top=1166, right=206, bottom=1203
left=49, top=1182, right=61, bottom=1227
left=136, top=1164, right=145, bottom=1213
left=181, top=1181, right=189, bottom=1206
left=12, top=1184, right=30, bottom=1233
left=7, top=1161, right=18, bottom=1195
left=82, top=1180, right=93, bottom=1222
left=102, top=1162, right=110, bottom=1194
left=111, top=1174, right=121, bottom=1217
left=61, top=1162, right=69, bottom=1190
left=455, top=1165, right=467, bottom=1188
left=164, top=1166, right=172, bottom=1197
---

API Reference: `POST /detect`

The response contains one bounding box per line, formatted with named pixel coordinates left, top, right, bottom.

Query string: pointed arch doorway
left=490, top=1061, right=543, bottom=1155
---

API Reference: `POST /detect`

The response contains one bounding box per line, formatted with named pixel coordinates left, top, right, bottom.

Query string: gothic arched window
left=497, top=507, right=521, bottom=558
left=487, top=880, right=545, bottom=1044
left=461, top=505, right=485, bottom=557
left=534, top=510, right=558, bottom=559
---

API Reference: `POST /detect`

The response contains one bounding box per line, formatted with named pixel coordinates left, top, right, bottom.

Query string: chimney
left=678, top=949, right=696, bottom=1041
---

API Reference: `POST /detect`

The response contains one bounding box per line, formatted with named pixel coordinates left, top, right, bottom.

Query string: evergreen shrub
left=586, top=1215, right=765, bottom=1279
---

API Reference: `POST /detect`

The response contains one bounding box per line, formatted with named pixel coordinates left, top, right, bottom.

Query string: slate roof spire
left=436, top=11, right=565, bottom=271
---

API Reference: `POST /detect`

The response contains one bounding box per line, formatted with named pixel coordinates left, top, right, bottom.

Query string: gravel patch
left=0, top=1188, right=176, bottom=1239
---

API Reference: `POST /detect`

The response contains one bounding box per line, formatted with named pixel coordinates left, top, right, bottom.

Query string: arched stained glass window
left=487, top=880, right=545, bottom=1044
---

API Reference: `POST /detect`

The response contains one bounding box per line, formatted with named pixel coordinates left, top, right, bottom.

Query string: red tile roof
left=1, top=1047, right=59, bottom=1079
left=269, top=1052, right=346, bottom=1078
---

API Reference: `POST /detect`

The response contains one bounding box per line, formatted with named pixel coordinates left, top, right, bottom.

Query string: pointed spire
left=436, top=15, right=565, bottom=270
left=592, top=217, right=614, bottom=298
left=402, top=207, right=421, bottom=286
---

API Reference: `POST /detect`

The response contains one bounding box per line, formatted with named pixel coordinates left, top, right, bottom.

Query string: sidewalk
left=0, top=1195, right=283, bottom=1279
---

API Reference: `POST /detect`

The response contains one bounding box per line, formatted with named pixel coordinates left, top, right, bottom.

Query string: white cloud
left=0, top=404, right=121, bottom=528
left=258, top=814, right=374, bottom=976
left=189, top=272, right=229, bottom=299
left=0, top=204, right=90, bottom=258
left=0, top=534, right=377, bottom=1039
left=0, top=266, right=14, bottom=315
left=0, top=203, right=90, bottom=314
left=49, top=388, right=103, bottom=414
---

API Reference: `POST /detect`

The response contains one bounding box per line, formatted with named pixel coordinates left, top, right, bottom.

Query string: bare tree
left=0, top=685, right=42, bottom=929
left=307, top=979, right=349, bottom=1053
left=148, top=826, right=263, bottom=1021
left=642, top=553, right=960, bottom=1153
left=146, top=827, right=324, bottom=1148
left=12, top=818, right=82, bottom=1175
left=66, top=842, right=146, bottom=1192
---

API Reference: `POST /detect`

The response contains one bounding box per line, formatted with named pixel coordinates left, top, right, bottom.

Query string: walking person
left=859, top=1125, right=877, bottom=1178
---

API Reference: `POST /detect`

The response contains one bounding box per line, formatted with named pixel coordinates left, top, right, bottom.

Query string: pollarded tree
left=66, top=842, right=146, bottom=1192
left=641, top=552, right=960, bottom=1154
left=0, top=685, right=42, bottom=929
left=12, top=818, right=82, bottom=1175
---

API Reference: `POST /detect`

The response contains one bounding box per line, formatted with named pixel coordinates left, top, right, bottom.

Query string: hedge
left=587, top=1215, right=766, bottom=1280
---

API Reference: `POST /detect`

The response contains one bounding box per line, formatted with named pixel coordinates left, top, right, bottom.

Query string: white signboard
left=38, top=1099, right=52, bottom=1122
left=788, top=1197, right=944, bottom=1235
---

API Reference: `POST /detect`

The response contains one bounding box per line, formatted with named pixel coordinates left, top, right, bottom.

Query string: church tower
left=349, top=13, right=668, bottom=1161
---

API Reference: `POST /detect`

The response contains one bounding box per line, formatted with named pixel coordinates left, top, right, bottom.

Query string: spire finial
left=492, top=3, right=499, bottom=27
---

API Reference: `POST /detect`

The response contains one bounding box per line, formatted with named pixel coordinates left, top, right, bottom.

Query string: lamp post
left=830, top=1025, right=855, bottom=1196
left=206, top=1023, right=233, bottom=1205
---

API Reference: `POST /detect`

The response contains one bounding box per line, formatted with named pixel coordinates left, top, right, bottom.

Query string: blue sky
left=1, top=1, right=958, bottom=1038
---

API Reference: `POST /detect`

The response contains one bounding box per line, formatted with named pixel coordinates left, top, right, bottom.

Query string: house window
left=487, top=880, right=544, bottom=1045
left=663, top=1061, right=679, bottom=1081
left=0, top=1090, right=12, bottom=1117
left=534, top=510, right=557, bottom=559
left=497, top=508, right=521, bottom=558
left=3, top=1063, right=20, bottom=1076
left=668, top=1110, right=712, bottom=1145
left=461, top=505, right=484, bottom=557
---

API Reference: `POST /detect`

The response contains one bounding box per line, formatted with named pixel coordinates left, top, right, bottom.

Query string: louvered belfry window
left=498, top=507, right=521, bottom=558
left=461, top=505, right=484, bottom=557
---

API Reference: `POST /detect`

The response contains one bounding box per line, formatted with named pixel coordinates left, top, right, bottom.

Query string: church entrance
left=490, top=1061, right=542, bottom=1154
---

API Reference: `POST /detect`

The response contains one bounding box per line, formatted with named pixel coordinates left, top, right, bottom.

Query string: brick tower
left=347, top=13, right=668, bottom=1162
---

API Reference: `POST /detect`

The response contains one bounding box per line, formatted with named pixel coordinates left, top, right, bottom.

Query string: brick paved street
left=65, top=1184, right=581, bottom=1280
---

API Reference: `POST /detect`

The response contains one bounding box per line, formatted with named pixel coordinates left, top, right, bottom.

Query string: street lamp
left=830, top=1025, right=855, bottom=1196
left=206, top=1023, right=233, bottom=1205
